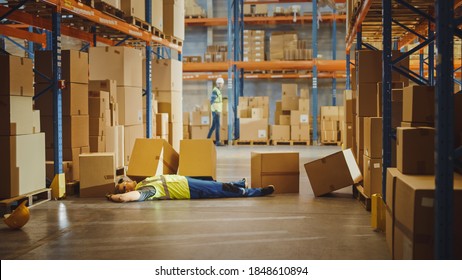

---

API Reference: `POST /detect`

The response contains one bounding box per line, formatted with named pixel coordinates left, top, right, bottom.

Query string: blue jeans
left=207, top=111, right=220, bottom=142
left=186, top=177, right=266, bottom=199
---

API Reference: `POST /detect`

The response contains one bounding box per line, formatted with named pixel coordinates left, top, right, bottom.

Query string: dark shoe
left=261, top=185, right=275, bottom=196
left=216, top=142, right=225, bottom=146
left=242, top=178, right=248, bottom=188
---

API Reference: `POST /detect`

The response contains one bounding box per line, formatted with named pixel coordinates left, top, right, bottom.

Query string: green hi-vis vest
left=211, top=87, right=223, bottom=113
left=135, top=175, right=190, bottom=200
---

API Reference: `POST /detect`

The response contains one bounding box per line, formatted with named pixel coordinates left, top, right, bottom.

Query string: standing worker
left=207, top=77, right=225, bottom=146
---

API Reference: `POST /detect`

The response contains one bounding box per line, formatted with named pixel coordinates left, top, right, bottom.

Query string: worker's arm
left=108, top=191, right=141, bottom=203
left=210, top=89, right=218, bottom=104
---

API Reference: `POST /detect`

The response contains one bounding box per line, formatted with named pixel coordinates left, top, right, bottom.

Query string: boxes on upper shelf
left=35, top=50, right=89, bottom=85
left=0, top=55, right=34, bottom=97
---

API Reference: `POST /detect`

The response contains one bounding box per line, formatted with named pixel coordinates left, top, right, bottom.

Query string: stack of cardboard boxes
left=205, top=45, right=227, bottom=63
left=185, top=0, right=206, bottom=18
left=243, top=30, right=265, bottom=62
left=0, top=55, right=45, bottom=199
left=89, top=46, right=144, bottom=166
left=238, top=96, right=269, bottom=142
left=190, top=101, right=211, bottom=139
left=163, top=0, right=185, bottom=40
left=243, top=4, right=268, bottom=16
left=270, top=32, right=311, bottom=61
left=320, top=106, right=341, bottom=144
left=120, top=0, right=163, bottom=32
left=35, top=50, right=90, bottom=183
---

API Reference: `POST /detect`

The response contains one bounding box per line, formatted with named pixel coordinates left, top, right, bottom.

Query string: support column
left=145, top=0, right=153, bottom=138
left=332, top=8, right=337, bottom=106
left=227, top=0, right=234, bottom=142
left=346, top=52, right=351, bottom=90
left=312, top=0, right=319, bottom=143
left=428, top=20, right=435, bottom=86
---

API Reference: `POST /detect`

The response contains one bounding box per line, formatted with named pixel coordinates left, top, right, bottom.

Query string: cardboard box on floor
left=127, top=139, right=179, bottom=181
left=304, top=149, right=362, bottom=197
left=251, top=152, right=300, bottom=193
left=79, top=153, right=115, bottom=198
left=178, top=139, right=216, bottom=180
left=0, top=55, right=34, bottom=97
left=35, top=50, right=89, bottom=84
left=397, top=127, right=435, bottom=175
left=35, top=83, right=89, bottom=116
left=0, top=96, right=34, bottom=136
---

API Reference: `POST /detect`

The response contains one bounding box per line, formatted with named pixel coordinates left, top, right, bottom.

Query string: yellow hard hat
left=3, top=200, right=30, bottom=229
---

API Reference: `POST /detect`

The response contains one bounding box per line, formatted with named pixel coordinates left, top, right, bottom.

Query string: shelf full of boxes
left=344, top=0, right=462, bottom=259
left=182, top=0, right=347, bottom=145
left=0, top=0, right=185, bottom=203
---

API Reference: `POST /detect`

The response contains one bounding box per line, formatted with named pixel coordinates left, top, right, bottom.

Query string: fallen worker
left=106, top=175, right=275, bottom=203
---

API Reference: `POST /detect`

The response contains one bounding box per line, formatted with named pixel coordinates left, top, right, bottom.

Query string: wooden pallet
left=78, top=0, right=94, bottom=8
left=94, top=1, right=125, bottom=20
left=0, top=188, right=51, bottom=216
left=151, top=27, right=165, bottom=39
left=272, top=140, right=310, bottom=146
left=321, top=141, right=342, bottom=146
left=185, top=14, right=206, bottom=19
left=353, top=185, right=371, bottom=211
left=125, top=16, right=152, bottom=32
left=270, top=69, right=297, bottom=74
left=165, top=35, right=184, bottom=47
left=247, top=70, right=266, bottom=74
left=233, top=140, right=269, bottom=146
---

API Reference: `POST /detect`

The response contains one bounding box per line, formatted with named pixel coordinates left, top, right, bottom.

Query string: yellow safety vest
left=135, top=175, right=190, bottom=200
left=211, top=87, right=223, bottom=113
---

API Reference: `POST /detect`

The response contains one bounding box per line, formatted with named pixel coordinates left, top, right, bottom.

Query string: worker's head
left=114, top=176, right=137, bottom=194
left=216, top=77, right=224, bottom=89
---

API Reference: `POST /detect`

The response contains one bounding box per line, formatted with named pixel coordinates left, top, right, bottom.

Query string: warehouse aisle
left=0, top=146, right=390, bottom=260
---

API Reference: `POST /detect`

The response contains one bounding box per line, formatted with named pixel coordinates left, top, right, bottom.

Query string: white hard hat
left=216, top=77, right=224, bottom=85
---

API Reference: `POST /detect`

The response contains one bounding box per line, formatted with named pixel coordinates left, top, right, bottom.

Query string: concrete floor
left=0, top=145, right=391, bottom=260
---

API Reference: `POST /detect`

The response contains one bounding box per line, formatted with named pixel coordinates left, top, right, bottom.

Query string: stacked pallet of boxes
left=163, top=0, right=185, bottom=41
left=205, top=45, right=227, bottom=63
left=0, top=55, right=45, bottom=199
left=320, top=106, right=341, bottom=144
left=185, top=0, right=206, bottom=18
left=238, top=96, right=269, bottom=142
left=190, top=101, right=211, bottom=139
left=89, top=46, right=144, bottom=166
left=35, top=50, right=90, bottom=184
left=120, top=0, right=145, bottom=21
left=243, top=30, right=265, bottom=62
left=244, top=4, right=268, bottom=16
left=270, top=32, right=311, bottom=61
left=152, top=59, right=183, bottom=151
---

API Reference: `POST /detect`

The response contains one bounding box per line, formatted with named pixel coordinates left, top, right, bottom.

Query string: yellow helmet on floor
left=3, top=200, right=30, bottom=229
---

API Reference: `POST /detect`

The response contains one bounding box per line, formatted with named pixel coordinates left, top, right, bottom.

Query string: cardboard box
left=304, top=149, right=362, bottom=197
left=300, top=88, right=309, bottom=99
left=120, top=0, right=145, bottom=20
left=397, top=127, right=435, bottom=175
left=79, top=153, right=115, bottom=198
left=151, top=0, right=163, bottom=31
left=34, top=83, right=89, bottom=116
left=151, top=60, right=183, bottom=91
left=282, top=96, right=299, bottom=111
left=291, top=125, right=310, bottom=141
left=183, top=112, right=190, bottom=125
left=239, top=118, right=268, bottom=141
left=251, top=152, right=300, bottom=193
left=282, top=84, right=297, bottom=96
left=192, top=111, right=210, bottom=126
left=321, top=120, right=337, bottom=131
left=291, top=111, right=309, bottom=126
left=155, top=90, right=182, bottom=122
left=89, top=91, right=110, bottom=118
left=42, top=115, right=89, bottom=149
left=117, top=86, right=143, bottom=126
left=357, top=83, right=378, bottom=117
left=385, top=167, right=401, bottom=257
left=124, top=124, right=143, bottom=165
left=106, top=125, right=124, bottom=168
left=127, top=139, right=179, bottom=179
left=251, top=108, right=264, bottom=119
left=0, top=133, right=46, bottom=199
left=163, top=0, right=185, bottom=40
left=321, top=106, right=339, bottom=121
left=0, top=55, right=33, bottom=96
left=35, top=50, right=89, bottom=84
left=345, top=122, right=354, bottom=149
left=356, top=50, right=409, bottom=84
left=89, top=117, right=107, bottom=136
left=178, top=140, right=216, bottom=179
left=156, top=113, right=169, bottom=136
left=364, top=117, right=382, bottom=159
left=89, top=46, right=143, bottom=87
left=0, top=96, right=34, bottom=136
left=89, top=79, right=117, bottom=104
left=321, top=131, right=338, bottom=142
left=45, top=146, right=89, bottom=180
left=191, top=125, right=209, bottom=139
left=355, top=116, right=365, bottom=152
left=168, top=121, right=183, bottom=152
left=279, top=115, right=291, bottom=125
left=299, top=98, right=309, bottom=113
left=363, top=155, right=382, bottom=197
left=271, top=125, right=290, bottom=141
left=400, top=122, right=431, bottom=127
left=89, top=135, right=106, bottom=152
left=376, top=86, right=404, bottom=117
left=402, top=85, right=434, bottom=124
left=32, top=110, right=41, bottom=133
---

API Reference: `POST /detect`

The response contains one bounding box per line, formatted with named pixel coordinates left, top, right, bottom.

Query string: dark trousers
left=186, top=177, right=266, bottom=199
left=207, top=111, right=220, bottom=142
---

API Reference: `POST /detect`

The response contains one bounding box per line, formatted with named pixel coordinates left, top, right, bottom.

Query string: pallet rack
left=0, top=0, right=182, bottom=190
left=346, top=0, right=462, bottom=259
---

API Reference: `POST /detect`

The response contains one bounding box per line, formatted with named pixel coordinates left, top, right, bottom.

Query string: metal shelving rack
left=346, top=0, right=462, bottom=259
left=0, top=0, right=182, bottom=187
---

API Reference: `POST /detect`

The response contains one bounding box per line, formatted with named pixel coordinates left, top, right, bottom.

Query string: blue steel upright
left=227, top=0, right=233, bottom=142
left=381, top=0, right=392, bottom=202
left=332, top=8, right=337, bottom=106
left=52, top=8, right=63, bottom=176
left=428, top=21, right=435, bottom=86
left=435, top=0, right=454, bottom=260
left=145, top=0, right=153, bottom=138
left=312, top=0, right=318, bottom=143
left=233, top=0, right=242, bottom=139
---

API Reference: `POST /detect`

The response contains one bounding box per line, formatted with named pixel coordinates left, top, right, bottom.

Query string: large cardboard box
left=345, top=99, right=354, bottom=123
left=42, top=115, right=89, bottom=149
left=124, top=124, right=143, bottom=165
left=357, top=83, right=378, bottom=117
left=79, top=153, right=115, bottom=198
left=321, top=120, right=337, bottom=131
left=0, top=96, right=34, bottom=136
left=191, top=111, right=210, bottom=126
left=34, top=83, right=89, bottom=116
left=163, top=0, right=185, bottom=40
left=282, top=84, right=297, bottom=96
left=89, top=135, right=106, bottom=152
left=402, top=85, right=434, bottom=124
left=178, top=139, right=216, bottom=179
left=304, top=149, right=362, bottom=197
left=385, top=167, right=401, bottom=258
left=271, top=125, right=290, bottom=141
left=35, top=50, right=89, bottom=84
left=356, top=50, right=409, bottom=84
left=282, top=96, right=299, bottom=111
left=151, top=0, right=163, bottom=31
left=290, top=111, right=309, bottom=126
left=355, top=116, right=365, bottom=152
left=0, top=133, right=46, bottom=199
left=151, top=60, right=183, bottom=91
left=363, top=155, right=382, bottom=197
left=0, top=55, right=33, bottom=96
left=191, top=125, right=209, bottom=139
left=299, top=98, right=309, bottom=113
left=397, top=127, right=435, bottom=175
left=364, top=117, right=382, bottom=159
left=291, top=125, right=310, bottom=141
left=251, top=152, right=300, bottom=193
left=89, top=46, right=143, bottom=87
left=320, top=106, right=339, bottom=121
left=239, top=118, right=268, bottom=141
left=106, top=125, right=124, bottom=168
left=120, top=0, right=145, bottom=20
left=89, top=79, right=117, bottom=104
left=127, top=139, right=179, bottom=180
left=89, top=117, right=107, bottom=136
left=157, top=91, right=182, bottom=122
left=89, top=91, right=110, bottom=118
left=117, top=86, right=143, bottom=126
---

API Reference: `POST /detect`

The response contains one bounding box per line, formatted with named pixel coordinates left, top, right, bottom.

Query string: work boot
left=216, top=142, right=225, bottom=146
left=242, top=178, right=248, bottom=188
left=261, top=185, right=275, bottom=196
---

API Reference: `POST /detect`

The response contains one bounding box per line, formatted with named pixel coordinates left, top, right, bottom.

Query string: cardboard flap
left=343, top=149, right=363, bottom=183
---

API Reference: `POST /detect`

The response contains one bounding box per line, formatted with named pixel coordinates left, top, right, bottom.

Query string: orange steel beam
left=244, top=0, right=346, bottom=3
left=184, top=60, right=347, bottom=72
left=3, top=24, right=31, bottom=28
left=186, top=14, right=346, bottom=26
left=0, top=25, right=46, bottom=44
left=0, top=5, right=115, bottom=46
left=183, top=72, right=347, bottom=81
left=345, top=0, right=372, bottom=52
